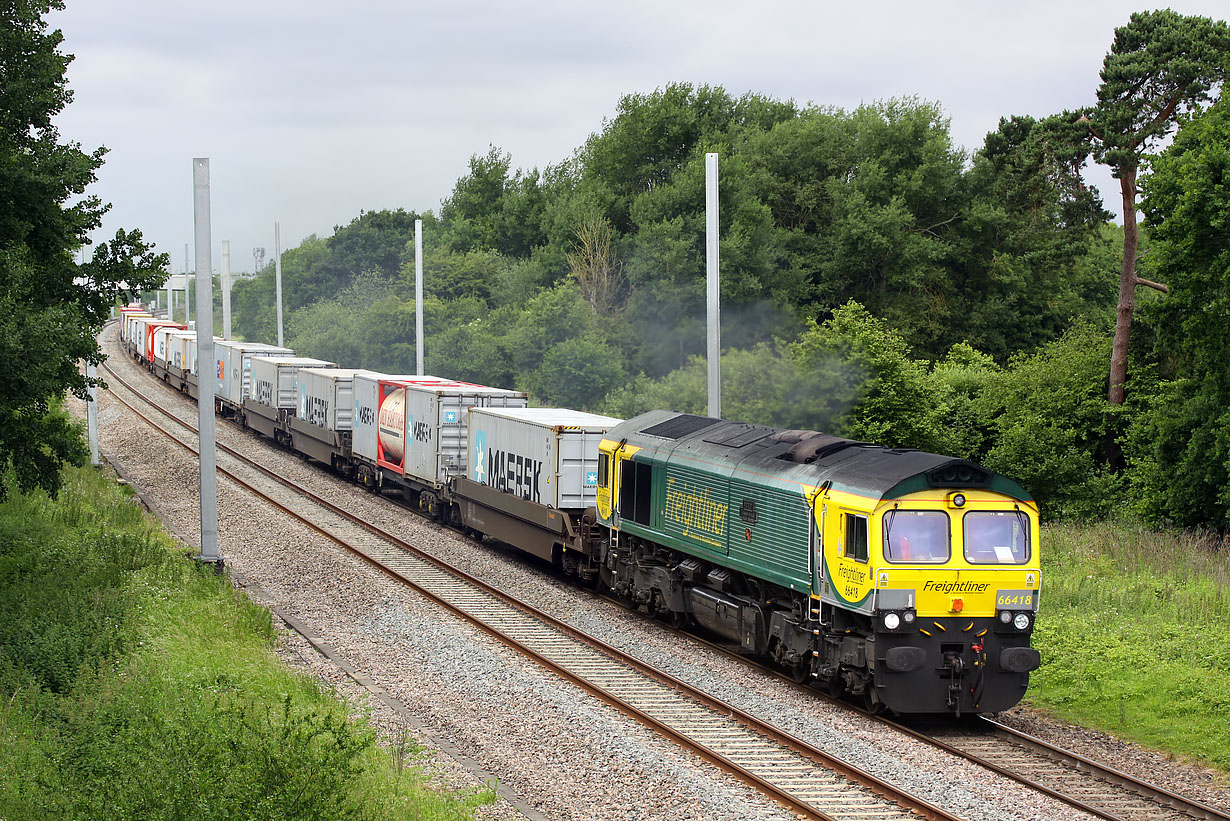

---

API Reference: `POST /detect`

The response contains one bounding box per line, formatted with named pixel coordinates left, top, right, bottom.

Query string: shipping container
left=152, top=326, right=186, bottom=367
left=214, top=340, right=295, bottom=404
left=121, top=311, right=151, bottom=345
left=386, top=381, right=528, bottom=486
left=296, top=368, right=369, bottom=432
left=125, top=314, right=153, bottom=349
left=141, top=321, right=186, bottom=362
left=467, top=408, right=621, bottom=510
left=352, top=373, right=453, bottom=465
left=248, top=356, right=336, bottom=410
left=165, top=330, right=197, bottom=371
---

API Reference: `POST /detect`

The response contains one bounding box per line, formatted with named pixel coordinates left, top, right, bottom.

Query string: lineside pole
left=193, top=158, right=221, bottom=565
left=184, top=243, right=191, bottom=326
left=86, top=362, right=99, bottom=466
left=415, top=218, right=424, bottom=376
left=221, top=240, right=232, bottom=340
left=706, top=152, right=721, bottom=419
left=274, top=221, right=284, bottom=347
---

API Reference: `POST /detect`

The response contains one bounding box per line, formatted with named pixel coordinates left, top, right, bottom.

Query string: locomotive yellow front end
left=855, top=488, right=1041, bottom=714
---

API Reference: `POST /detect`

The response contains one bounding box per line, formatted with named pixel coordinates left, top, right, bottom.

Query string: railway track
left=910, top=717, right=1230, bottom=821
left=99, top=354, right=957, bottom=821
left=622, top=602, right=1230, bottom=821
left=98, top=333, right=1230, bottom=821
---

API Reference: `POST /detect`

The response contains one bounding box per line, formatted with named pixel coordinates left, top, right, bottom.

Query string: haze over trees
left=1, top=0, right=167, bottom=497
left=228, top=11, right=1229, bottom=528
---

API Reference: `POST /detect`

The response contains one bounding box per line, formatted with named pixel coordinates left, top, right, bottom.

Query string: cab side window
left=597, top=454, right=609, bottom=488
left=844, top=513, right=869, bottom=563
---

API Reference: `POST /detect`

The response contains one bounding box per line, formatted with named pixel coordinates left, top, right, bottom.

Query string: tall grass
left=1030, top=518, right=1230, bottom=772
left=0, top=466, right=493, bottom=819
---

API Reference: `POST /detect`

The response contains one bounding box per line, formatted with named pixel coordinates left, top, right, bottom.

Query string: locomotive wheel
left=791, top=662, right=810, bottom=684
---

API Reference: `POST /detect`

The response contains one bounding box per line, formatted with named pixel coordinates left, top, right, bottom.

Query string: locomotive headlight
left=1013, top=612, right=1031, bottom=630
left=999, top=610, right=1013, bottom=624
left=882, top=612, right=901, bottom=630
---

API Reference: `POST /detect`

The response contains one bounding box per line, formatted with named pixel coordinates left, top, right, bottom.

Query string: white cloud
left=49, top=0, right=1227, bottom=275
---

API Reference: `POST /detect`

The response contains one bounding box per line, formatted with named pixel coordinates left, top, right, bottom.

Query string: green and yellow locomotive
left=595, top=411, right=1041, bottom=714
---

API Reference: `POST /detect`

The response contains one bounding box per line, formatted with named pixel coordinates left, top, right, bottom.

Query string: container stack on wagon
left=290, top=368, right=370, bottom=470
left=455, top=407, right=621, bottom=574
left=243, top=355, right=337, bottom=440
left=213, top=340, right=295, bottom=417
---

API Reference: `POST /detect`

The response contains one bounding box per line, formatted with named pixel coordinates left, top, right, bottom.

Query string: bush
left=973, top=325, right=1124, bottom=519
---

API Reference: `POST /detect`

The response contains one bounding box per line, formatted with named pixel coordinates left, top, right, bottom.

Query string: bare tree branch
left=1135, top=276, right=1169, bottom=294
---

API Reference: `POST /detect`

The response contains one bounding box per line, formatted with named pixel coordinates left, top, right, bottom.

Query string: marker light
left=999, top=610, right=1013, bottom=624
left=902, top=610, right=916, bottom=624
left=1013, top=612, right=1031, bottom=630
left=883, top=612, right=901, bottom=630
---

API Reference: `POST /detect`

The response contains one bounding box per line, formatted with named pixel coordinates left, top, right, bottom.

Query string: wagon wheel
left=791, top=661, right=811, bottom=684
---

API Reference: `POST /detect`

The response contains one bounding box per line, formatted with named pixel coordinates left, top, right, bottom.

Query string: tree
left=1081, top=10, right=1230, bottom=405
left=0, top=1, right=167, bottom=497
left=567, top=216, right=625, bottom=315
left=1132, top=96, right=1230, bottom=527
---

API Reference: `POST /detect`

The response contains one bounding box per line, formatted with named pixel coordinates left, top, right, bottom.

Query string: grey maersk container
left=214, top=340, right=295, bottom=404
left=351, top=373, right=453, bottom=466
left=248, top=356, right=337, bottom=409
left=397, top=382, right=528, bottom=487
left=468, top=407, right=621, bottom=510
left=296, top=368, right=369, bottom=432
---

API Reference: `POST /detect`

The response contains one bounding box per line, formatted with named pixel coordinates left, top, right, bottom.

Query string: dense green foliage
left=0, top=1, right=167, bottom=499
left=1030, top=519, right=1230, bottom=770
left=1132, top=94, right=1230, bottom=528
left=0, top=464, right=492, bottom=819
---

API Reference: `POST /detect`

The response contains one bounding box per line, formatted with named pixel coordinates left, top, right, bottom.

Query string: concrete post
left=706, top=152, right=721, bottom=420
left=193, top=158, right=221, bottom=565
left=415, top=218, right=424, bottom=376
left=86, top=362, right=99, bottom=466
left=221, top=240, right=232, bottom=340
left=274, top=222, right=284, bottom=347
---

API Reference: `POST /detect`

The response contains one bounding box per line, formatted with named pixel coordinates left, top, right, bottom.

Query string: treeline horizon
left=220, top=13, right=1230, bottom=529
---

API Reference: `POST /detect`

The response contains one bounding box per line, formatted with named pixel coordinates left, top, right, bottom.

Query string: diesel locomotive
left=595, top=411, right=1041, bottom=715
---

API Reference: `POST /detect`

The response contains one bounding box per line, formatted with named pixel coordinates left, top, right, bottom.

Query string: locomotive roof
left=608, top=410, right=1032, bottom=503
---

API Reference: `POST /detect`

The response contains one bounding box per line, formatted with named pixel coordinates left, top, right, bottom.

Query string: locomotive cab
left=815, top=483, right=1041, bottom=714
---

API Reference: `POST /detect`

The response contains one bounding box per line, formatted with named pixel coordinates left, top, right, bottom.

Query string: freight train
left=117, top=306, right=1041, bottom=715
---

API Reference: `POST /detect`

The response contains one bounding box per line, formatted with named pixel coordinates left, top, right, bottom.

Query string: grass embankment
left=0, top=465, right=493, bottom=819
left=1030, top=519, right=1230, bottom=773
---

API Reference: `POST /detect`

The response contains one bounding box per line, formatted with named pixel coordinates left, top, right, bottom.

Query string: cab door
left=819, top=504, right=876, bottom=614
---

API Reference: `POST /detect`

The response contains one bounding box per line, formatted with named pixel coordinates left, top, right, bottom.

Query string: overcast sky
left=51, top=1, right=1227, bottom=276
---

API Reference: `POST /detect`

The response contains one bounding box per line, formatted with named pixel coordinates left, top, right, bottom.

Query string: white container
left=137, top=320, right=184, bottom=362
left=397, top=382, right=528, bottom=485
left=296, top=368, right=368, bottom=432
left=249, top=356, right=336, bottom=409
left=468, top=407, right=621, bottom=509
left=165, top=330, right=197, bottom=371
left=152, top=326, right=185, bottom=367
left=352, top=374, right=452, bottom=466
left=121, top=312, right=151, bottom=344
left=215, top=341, right=294, bottom=404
